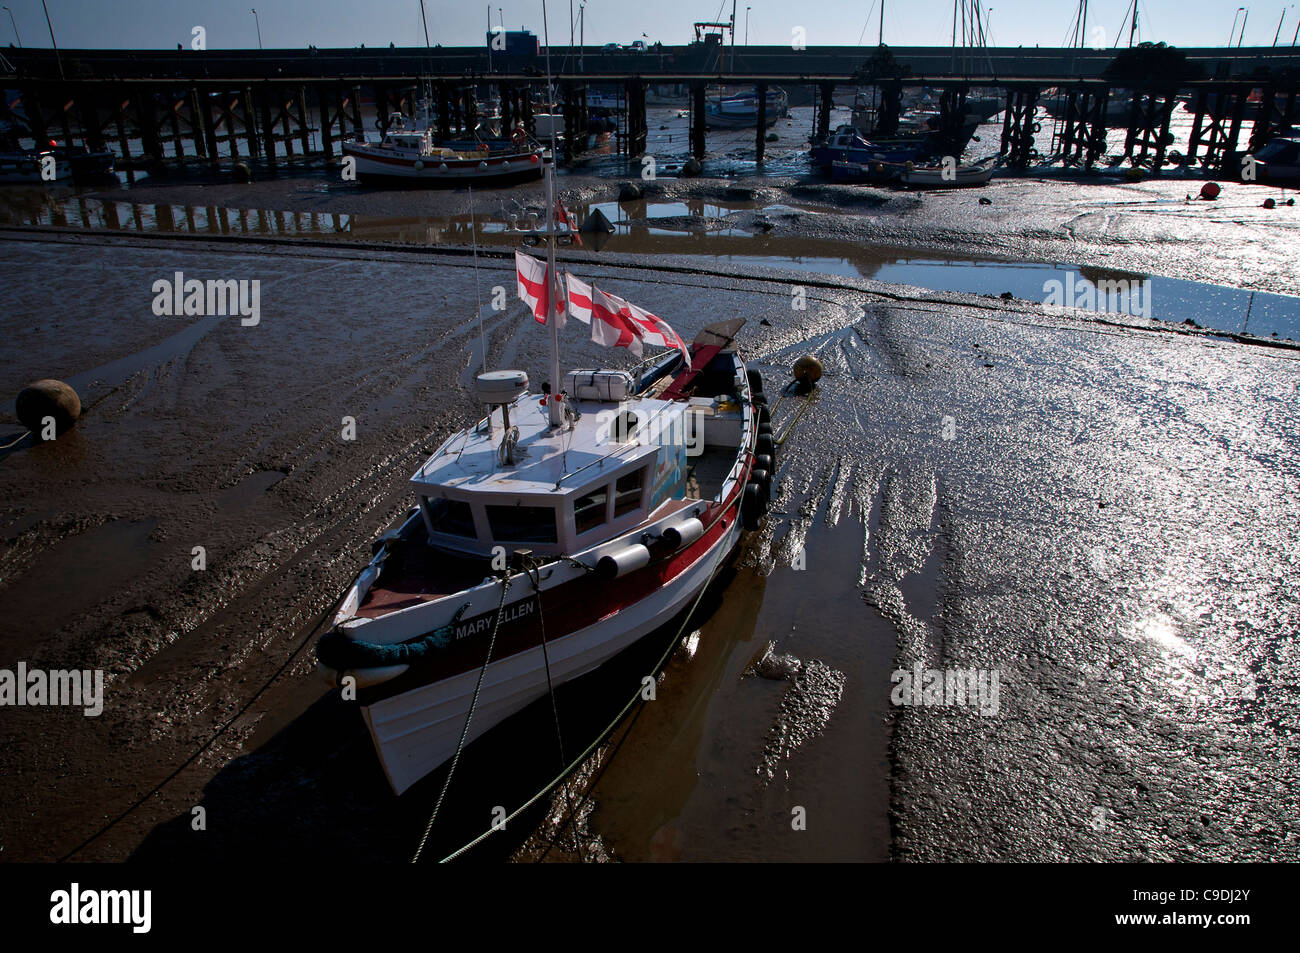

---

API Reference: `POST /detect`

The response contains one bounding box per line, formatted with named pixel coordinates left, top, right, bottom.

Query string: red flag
left=565, top=273, right=643, bottom=356
left=624, top=301, right=690, bottom=367
left=516, top=250, right=549, bottom=324
left=557, top=198, right=583, bottom=247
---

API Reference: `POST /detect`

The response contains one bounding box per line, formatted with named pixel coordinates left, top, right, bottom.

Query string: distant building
left=489, top=30, right=539, bottom=57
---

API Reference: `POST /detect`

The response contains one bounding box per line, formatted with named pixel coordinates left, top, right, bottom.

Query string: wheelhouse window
left=613, top=469, right=645, bottom=518
left=426, top=497, right=476, bottom=538
left=573, top=487, right=609, bottom=535
left=486, top=504, right=558, bottom=544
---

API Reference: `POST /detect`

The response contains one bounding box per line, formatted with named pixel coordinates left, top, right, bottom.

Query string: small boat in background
left=810, top=126, right=930, bottom=172
left=901, top=156, right=997, bottom=188
left=705, top=87, right=789, bottom=129
left=342, top=115, right=544, bottom=185
left=0, top=148, right=71, bottom=183
left=1250, top=137, right=1300, bottom=183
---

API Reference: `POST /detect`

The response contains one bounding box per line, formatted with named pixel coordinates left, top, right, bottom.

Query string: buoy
left=792, top=355, right=823, bottom=386
left=1200, top=182, right=1221, bottom=200
left=413, top=159, right=424, bottom=171
left=16, top=379, right=80, bottom=437
left=1262, top=197, right=1276, bottom=209
left=439, top=162, right=448, bottom=171
left=478, top=160, right=488, bottom=170
left=233, top=161, right=253, bottom=184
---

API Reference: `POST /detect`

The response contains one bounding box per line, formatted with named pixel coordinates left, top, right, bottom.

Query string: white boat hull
left=361, top=515, right=741, bottom=794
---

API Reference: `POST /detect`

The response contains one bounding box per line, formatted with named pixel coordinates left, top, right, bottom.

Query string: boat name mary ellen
left=0, top=662, right=103, bottom=716
left=454, top=596, right=537, bottom=641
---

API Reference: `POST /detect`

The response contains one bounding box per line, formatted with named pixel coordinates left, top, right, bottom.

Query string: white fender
left=597, top=543, right=651, bottom=580
left=662, top=517, right=704, bottom=550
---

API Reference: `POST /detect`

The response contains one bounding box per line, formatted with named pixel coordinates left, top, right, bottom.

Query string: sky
left=1, top=0, right=1296, bottom=51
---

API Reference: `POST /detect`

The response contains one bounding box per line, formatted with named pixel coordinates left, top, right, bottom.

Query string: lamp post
left=251, top=8, right=263, bottom=49
left=1240, top=7, right=1251, bottom=46
left=3, top=6, right=20, bottom=47
left=39, top=0, right=62, bottom=79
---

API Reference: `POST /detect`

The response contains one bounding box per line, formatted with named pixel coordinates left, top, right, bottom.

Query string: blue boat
left=810, top=125, right=931, bottom=171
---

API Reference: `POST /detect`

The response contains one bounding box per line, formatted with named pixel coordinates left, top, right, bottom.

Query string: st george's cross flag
left=515, top=250, right=565, bottom=328
left=564, top=273, right=644, bottom=357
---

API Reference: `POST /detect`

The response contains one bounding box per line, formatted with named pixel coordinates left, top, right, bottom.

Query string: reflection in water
left=3, top=186, right=1299, bottom=339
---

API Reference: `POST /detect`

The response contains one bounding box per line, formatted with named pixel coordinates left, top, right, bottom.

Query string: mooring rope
left=56, top=582, right=350, bottom=861
left=523, top=555, right=586, bottom=863
left=412, top=572, right=512, bottom=863
left=434, top=519, right=736, bottom=863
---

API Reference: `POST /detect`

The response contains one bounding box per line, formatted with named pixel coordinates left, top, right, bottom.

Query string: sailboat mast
left=879, top=0, right=885, bottom=45
left=541, top=0, right=564, bottom=427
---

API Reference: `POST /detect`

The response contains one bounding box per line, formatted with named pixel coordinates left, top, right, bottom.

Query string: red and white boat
left=341, top=115, right=545, bottom=185
left=316, top=156, right=775, bottom=794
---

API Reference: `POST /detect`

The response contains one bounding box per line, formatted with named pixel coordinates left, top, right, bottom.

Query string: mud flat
left=1, top=168, right=1298, bottom=862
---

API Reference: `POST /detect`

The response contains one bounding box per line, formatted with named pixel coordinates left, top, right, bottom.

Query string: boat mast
left=541, top=0, right=564, bottom=427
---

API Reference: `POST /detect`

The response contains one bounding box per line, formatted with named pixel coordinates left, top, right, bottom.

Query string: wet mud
left=1, top=164, right=1298, bottom=862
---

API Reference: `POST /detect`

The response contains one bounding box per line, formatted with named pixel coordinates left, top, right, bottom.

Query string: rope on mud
left=412, top=572, right=512, bottom=863
left=0, top=430, right=32, bottom=451
left=435, top=524, right=735, bottom=864
left=776, top=389, right=818, bottom=447
left=55, top=583, right=351, bottom=862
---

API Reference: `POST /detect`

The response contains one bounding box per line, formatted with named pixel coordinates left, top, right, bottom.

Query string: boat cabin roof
left=413, top=393, right=682, bottom=497
left=409, top=391, right=699, bottom=557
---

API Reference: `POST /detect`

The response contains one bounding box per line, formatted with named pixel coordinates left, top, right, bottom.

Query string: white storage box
left=563, top=369, right=635, bottom=402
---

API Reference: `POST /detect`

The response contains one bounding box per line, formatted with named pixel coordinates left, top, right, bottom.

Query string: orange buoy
left=1200, top=182, right=1221, bottom=200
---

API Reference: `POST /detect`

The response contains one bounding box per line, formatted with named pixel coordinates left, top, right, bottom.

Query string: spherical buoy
left=792, top=355, right=823, bottom=386
left=478, top=160, right=488, bottom=170
left=16, top=379, right=80, bottom=437
left=232, top=161, right=253, bottom=184
left=439, top=162, right=448, bottom=172
left=1262, top=197, right=1276, bottom=209
left=530, top=154, right=539, bottom=164
left=1199, top=182, right=1221, bottom=200
left=413, top=159, right=424, bottom=171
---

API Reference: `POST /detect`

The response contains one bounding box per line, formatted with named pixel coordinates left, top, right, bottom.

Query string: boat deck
left=355, top=537, right=493, bottom=619
left=684, top=448, right=735, bottom=501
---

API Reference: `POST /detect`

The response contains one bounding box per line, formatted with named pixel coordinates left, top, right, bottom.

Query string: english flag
left=565, top=273, right=643, bottom=357
left=515, top=250, right=564, bottom=327
left=624, top=301, right=690, bottom=366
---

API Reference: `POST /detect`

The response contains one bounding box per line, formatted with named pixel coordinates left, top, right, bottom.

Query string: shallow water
left=6, top=185, right=1297, bottom=339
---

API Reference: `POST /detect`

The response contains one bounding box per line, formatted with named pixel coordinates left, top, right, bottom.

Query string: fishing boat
left=900, top=155, right=997, bottom=188
left=341, top=115, right=544, bottom=185
left=704, top=87, right=789, bottom=130
left=810, top=125, right=931, bottom=171
left=316, top=134, right=773, bottom=794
